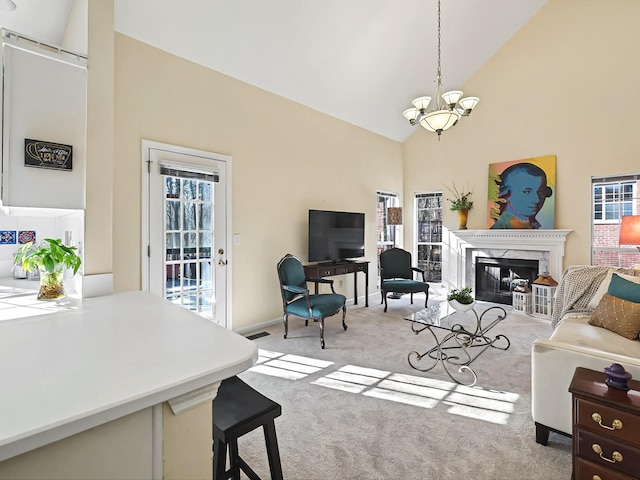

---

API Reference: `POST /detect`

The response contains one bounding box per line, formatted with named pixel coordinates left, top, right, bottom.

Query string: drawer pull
left=591, top=413, right=623, bottom=431
left=591, top=444, right=623, bottom=463
left=592, top=476, right=601, bottom=480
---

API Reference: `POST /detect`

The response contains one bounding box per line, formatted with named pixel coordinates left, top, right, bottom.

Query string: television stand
left=320, top=259, right=354, bottom=266
left=303, top=260, right=369, bottom=307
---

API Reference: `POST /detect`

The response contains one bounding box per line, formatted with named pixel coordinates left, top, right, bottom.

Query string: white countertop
left=0, top=290, right=258, bottom=461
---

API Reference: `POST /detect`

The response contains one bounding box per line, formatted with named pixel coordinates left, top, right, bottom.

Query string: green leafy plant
left=447, top=287, right=474, bottom=305
left=445, top=182, right=474, bottom=212
left=14, top=238, right=81, bottom=275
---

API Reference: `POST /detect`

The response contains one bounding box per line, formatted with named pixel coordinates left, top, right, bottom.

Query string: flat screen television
left=308, top=209, right=365, bottom=263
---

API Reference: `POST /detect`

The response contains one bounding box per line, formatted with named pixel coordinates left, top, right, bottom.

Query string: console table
left=303, top=261, right=369, bottom=307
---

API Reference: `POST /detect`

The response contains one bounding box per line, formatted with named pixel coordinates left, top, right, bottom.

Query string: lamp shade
left=442, top=90, right=463, bottom=108
left=420, top=109, right=460, bottom=133
left=387, top=207, right=403, bottom=226
left=619, top=215, right=640, bottom=245
left=411, top=96, right=431, bottom=111
left=403, top=108, right=419, bottom=122
left=458, top=97, right=480, bottom=115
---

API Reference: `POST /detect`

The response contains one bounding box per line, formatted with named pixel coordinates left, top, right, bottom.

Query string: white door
left=142, top=141, right=231, bottom=328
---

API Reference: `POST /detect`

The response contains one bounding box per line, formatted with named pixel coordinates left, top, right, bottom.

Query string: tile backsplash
left=0, top=208, right=84, bottom=278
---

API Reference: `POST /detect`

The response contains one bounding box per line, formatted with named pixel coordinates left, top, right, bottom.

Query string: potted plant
left=13, top=238, right=82, bottom=300
left=447, top=287, right=475, bottom=312
left=445, top=182, right=474, bottom=230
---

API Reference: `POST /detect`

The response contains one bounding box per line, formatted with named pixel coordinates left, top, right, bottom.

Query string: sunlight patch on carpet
left=364, top=387, right=440, bottom=408
left=254, top=349, right=284, bottom=364
left=249, top=350, right=520, bottom=424
left=444, top=402, right=511, bottom=424
left=312, top=365, right=391, bottom=393
left=249, top=349, right=334, bottom=380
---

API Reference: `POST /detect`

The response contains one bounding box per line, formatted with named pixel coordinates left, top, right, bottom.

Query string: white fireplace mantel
left=446, top=229, right=572, bottom=290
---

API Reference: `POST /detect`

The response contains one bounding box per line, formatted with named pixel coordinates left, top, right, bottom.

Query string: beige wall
left=114, top=35, right=403, bottom=330
left=85, top=0, right=114, bottom=275
left=403, top=0, right=640, bottom=272
left=112, top=0, right=640, bottom=331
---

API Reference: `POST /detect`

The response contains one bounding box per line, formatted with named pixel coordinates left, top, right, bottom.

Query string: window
left=376, top=192, right=399, bottom=286
left=592, top=174, right=640, bottom=267
left=593, top=182, right=634, bottom=222
left=162, top=166, right=217, bottom=319
left=415, top=192, right=442, bottom=282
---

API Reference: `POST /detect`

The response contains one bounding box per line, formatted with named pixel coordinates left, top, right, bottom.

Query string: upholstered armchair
left=379, top=248, right=429, bottom=312
left=276, top=254, right=347, bottom=349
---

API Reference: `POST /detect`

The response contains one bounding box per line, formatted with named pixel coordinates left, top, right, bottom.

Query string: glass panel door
left=163, top=173, right=215, bottom=319
left=145, top=144, right=229, bottom=327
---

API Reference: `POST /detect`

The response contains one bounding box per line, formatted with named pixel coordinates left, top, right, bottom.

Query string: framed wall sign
left=24, top=139, right=73, bottom=171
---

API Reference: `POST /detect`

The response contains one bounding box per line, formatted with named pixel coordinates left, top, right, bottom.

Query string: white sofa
left=531, top=265, right=640, bottom=445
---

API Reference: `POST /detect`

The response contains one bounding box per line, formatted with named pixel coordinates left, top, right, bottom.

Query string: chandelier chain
left=402, top=0, right=479, bottom=137
left=437, top=0, right=441, bottom=78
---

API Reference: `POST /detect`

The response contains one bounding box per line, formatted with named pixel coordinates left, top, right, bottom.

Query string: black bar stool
left=212, top=376, right=284, bottom=480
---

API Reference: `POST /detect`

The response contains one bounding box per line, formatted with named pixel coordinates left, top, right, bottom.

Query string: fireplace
left=447, top=230, right=571, bottom=301
left=475, top=257, right=539, bottom=305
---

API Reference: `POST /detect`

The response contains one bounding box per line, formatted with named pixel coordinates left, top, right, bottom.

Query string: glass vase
left=38, top=266, right=66, bottom=300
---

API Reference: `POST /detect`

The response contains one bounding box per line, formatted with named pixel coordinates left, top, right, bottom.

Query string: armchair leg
left=282, top=314, right=288, bottom=339
left=318, top=318, right=325, bottom=349
left=382, top=290, right=388, bottom=312
left=410, top=293, right=414, bottom=304
left=424, top=290, right=429, bottom=308
left=341, top=306, right=347, bottom=331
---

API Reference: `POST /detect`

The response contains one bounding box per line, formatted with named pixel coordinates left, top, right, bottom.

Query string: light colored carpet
left=234, top=293, right=571, bottom=479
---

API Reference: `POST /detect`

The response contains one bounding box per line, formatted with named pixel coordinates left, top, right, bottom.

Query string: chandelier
left=403, top=0, right=479, bottom=138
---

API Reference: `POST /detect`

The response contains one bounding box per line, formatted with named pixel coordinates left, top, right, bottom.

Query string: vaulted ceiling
left=0, top=0, right=548, bottom=142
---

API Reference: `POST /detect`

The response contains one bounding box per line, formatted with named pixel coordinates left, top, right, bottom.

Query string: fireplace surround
left=447, top=229, right=572, bottom=296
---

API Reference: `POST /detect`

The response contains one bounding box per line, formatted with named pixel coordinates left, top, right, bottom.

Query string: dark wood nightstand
left=569, top=367, right=640, bottom=480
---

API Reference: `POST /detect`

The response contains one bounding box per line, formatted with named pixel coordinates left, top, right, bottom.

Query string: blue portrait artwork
left=488, top=156, right=556, bottom=229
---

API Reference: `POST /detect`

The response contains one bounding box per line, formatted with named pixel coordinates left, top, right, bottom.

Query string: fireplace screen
left=475, top=257, right=539, bottom=305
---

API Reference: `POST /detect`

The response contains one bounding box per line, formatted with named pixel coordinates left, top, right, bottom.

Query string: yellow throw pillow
left=589, top=293, right=640, bottom=340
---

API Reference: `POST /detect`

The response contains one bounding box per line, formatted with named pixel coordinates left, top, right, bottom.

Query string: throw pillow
left=587, top=269, right=640, bottom=309
left=588, top=293, right=640, bottom=340
left=587, top=267, right=616, bottom=310
left=608, top=273, right=640, bottom=303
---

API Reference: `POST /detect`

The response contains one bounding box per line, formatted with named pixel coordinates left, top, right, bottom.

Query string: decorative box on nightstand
left=569, top=367, right=640, bottom=480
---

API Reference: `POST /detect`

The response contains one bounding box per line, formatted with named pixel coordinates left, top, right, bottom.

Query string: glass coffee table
left=403, top=302, right=510, bottom=386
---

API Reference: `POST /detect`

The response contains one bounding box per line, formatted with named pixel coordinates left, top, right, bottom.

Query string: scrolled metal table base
left=407, top=305, right=510, bottom=386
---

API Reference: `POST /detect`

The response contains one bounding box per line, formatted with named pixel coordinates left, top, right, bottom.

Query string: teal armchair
left=380, top=248, right=429, bottom=312
left=277, top=254, right=347, bottom=349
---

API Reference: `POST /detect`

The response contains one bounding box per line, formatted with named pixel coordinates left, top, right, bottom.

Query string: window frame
left=591, top=173, right=640, bottom=267
left=414, top=191, right=443, bottom=283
